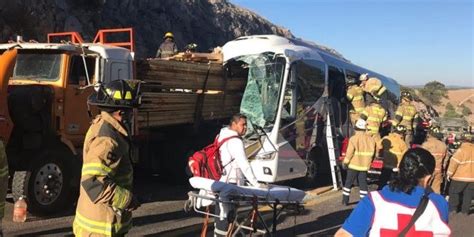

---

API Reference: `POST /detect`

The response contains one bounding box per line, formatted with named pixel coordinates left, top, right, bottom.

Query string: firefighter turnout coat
left=343, top=131, right=377, bottom=171
left=73, top=112, right=134, bottom=236
left=361, top=103, right=387, bottom=137
left=379, top=133, right=408, bottom=169
left=393, top=101, right=418, bottom=131
left=447, top=142, right=474, bottom=182
left=422, top=135, right=447, bottom=193
left=0, top=141, right=8, bottom=219
left=363, top=77, right=386, bottom=98
left=347, top=85, right=365, bottom=124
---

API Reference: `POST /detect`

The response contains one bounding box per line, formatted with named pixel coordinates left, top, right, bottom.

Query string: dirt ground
left=433, top=89, right=474, bottom=125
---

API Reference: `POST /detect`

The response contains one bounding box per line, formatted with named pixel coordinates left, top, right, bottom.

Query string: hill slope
left=0, top=0, right=292, bottom=57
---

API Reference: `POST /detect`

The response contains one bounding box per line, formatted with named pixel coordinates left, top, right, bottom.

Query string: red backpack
left=188, top=135, right=240, bottom=180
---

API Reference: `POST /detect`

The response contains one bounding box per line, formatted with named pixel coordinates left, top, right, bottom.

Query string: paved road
left=3, top=177, right=473, bottom=236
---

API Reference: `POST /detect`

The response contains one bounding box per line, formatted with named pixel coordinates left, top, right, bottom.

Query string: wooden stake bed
left=136, top=59, right=248, bottom=129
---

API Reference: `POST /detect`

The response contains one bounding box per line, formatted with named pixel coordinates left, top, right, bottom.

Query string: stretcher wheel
left=184, top=198, right=193, bottom=213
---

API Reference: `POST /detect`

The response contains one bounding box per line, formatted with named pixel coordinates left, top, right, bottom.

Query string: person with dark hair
left=446, top=134, right=473, bottom=215
left=341, top=119, right=376, bottom=206
left=214, top=113, right=261, bottom=236
left=335, top=148, right=451, bottom=237
left=422, top=125, right=447, bottom=194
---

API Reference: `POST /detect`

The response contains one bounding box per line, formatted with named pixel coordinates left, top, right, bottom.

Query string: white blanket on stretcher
left=189, top=177, right=306, bottom=219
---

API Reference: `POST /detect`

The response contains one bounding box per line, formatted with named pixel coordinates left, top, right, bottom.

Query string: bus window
left=328, top=66, right=349, bottom=137
left=280, top=60, right=325, bottom=153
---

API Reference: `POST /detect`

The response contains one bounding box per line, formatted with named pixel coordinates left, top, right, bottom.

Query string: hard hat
left=429, top=125, right=441, bottom=134
left=401, top=91, right=413, bottom=101
left=88, top=80, right=142, bottom=109
left=164, top=32, right=174, bottom=39
left=393, top=125, right=407, bottom=134
left=355, top=119, right=367, bottom=130
left=359, top=73, right=369, bottom=81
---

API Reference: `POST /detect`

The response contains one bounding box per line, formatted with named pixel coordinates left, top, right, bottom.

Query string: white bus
left=222, top=35, right=400, bottom=187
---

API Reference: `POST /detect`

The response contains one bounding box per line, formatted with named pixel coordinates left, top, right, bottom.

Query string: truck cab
left=0, top=41, right=133, bottom=214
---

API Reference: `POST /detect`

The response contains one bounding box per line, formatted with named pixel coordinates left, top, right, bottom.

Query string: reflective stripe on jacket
left=393, top=102, right=418, bottom=130
left=447, top=142, right=474, bottom=182
left=347, top=85, right=365, bottom=113
left=344, top=131, right=376, bottom=171
left=361, top=103, right=387, bottom=135
left=422, top=136, right=447, bottom=172
left=379, top=133, right=408, bottom=169
left=0, top=141, right=8, bottom=219
left=73, top=111, right=134, bottom=237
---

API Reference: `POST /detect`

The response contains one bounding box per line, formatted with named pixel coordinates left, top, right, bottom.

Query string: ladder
left=325, top=98, right=343, bottom=190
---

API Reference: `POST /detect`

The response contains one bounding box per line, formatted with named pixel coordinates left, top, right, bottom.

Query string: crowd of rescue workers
left=0, top=32, right=471, bottom=237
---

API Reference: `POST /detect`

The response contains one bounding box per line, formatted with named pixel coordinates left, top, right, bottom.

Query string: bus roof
left=222, top=34, right=400, bottom=99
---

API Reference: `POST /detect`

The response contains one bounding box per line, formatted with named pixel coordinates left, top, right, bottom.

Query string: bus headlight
left=263, top=167, right=272, bottom=175
left=255, top=152, right=275, bottom=160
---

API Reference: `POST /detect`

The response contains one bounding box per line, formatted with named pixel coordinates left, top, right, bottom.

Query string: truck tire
left=12, top=148, right=80, bottom=215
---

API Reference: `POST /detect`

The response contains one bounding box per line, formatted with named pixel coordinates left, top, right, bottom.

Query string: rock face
left=0, top=0, right=293, bottom=58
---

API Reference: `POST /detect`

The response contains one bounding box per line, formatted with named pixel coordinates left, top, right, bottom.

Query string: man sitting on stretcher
left=215, top=113, right=261, bottom=236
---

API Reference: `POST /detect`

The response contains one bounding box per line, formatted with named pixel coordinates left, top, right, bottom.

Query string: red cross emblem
left=380, top=214, right=433, bottom=237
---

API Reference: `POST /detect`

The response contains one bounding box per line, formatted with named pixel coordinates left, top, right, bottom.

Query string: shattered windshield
left=12, top=53, right=62, bottom=81
left=239, top=53, right=286, bottom=129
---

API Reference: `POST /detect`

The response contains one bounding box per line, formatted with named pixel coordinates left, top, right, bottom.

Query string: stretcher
left=185, top=177, right=306, bottom=236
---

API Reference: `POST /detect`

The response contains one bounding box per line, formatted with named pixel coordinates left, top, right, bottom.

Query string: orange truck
left=0, top=29, right=245, bottom=215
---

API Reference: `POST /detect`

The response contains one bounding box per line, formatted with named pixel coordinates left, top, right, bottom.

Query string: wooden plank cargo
left=135, top=58, right=248, bottom=129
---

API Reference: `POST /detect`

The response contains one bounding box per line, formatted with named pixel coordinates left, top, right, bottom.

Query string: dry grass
left=432, top=89, right=474, bottom=125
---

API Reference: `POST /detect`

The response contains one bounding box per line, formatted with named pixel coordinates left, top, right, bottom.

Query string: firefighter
left=377, top=125, right=409, bottom=189
left=421, top=125, right=447, bottom=194
left=393, top=91, right=419, bottom=146
left=342, top=119, right=377, bottom=205
left=447, top=133, right=474, bottom=215
left=0, top=140, right=8, bottom=236
left=156, top=32, right=178, bottom=58
left=73, top=80, right=142, bottom=236
left=360, top=94, right=387, bottom=143
left=359, top=73, right=387, bottom=99
left=346, top=76, right=365, bottom=125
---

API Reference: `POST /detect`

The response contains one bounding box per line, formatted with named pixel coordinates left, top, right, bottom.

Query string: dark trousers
left=214, top=204, right=230, bottom=237
left=378, top=168, right=395, bottom=190
left=449, top=180, right=474, bottom=214
left=343, top=169, right=368, bottom=202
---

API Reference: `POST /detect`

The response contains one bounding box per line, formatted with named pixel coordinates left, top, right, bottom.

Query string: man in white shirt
left=215, top=113, right=260, bottom=236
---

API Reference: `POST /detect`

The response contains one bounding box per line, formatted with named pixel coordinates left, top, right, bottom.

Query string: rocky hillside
left=0, top=0, right=293, bottom=58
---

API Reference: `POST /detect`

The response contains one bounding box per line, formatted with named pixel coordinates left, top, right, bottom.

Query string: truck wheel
left=12, top=148, right=79, bottom=215
left=296, top=147, right=331, bottom=188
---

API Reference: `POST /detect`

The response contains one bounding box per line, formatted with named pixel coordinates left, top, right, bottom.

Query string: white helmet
left=359, top=73, right=369, bottom=81
left=355, top=119, right=367, bottom=130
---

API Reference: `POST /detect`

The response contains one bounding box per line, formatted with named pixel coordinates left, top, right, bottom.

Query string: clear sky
left=231, top=0, right=473, bottom=87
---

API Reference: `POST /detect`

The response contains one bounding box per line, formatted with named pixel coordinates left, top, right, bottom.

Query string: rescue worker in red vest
left=0, top=140, right=8, bottom=236
left=359, top=73, right=387, bottom=99
left=342, top=119, right=376, bottom=205
left=447, top=133, right=474, bottom=215
left=421, top=125, right=447, bottom=194
left=377, top=125, right=409, bottom=190
left=73, top=80, right=142, bottom=236
left=360, top=94, right=387, bottom=144
left=156, top=32, right=178, bottom=58
left=346, top=76, right=365, bottom=125
left=392, top=91, right=419, bottom=146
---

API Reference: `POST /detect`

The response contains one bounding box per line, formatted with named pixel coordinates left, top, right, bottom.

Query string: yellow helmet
left=164, top=32, right=174, bottom=39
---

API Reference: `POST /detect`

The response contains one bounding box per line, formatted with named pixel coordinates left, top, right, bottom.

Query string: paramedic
left=214, top=113, right=260, bottom=236
left=335, top=148, right=450, bottom=237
